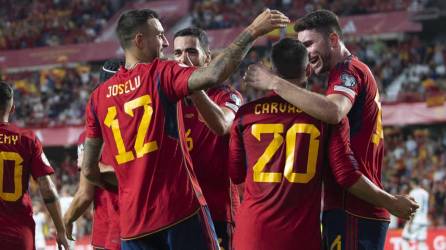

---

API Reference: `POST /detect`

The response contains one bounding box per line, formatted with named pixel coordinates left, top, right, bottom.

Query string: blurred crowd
left=0, top=0, right=123, bottom=50
left=384, top=126, right=446, bottom=227
left=190, top=0, right=439, bottom=30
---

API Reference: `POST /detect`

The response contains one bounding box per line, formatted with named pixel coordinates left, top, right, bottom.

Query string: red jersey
left=85, top=59, right=204, bottom=239
left=78, top=132, right=120, bottom=249
left=325, top=55, right=388, bottom=220
left=0, top=123, right=54, bottom=249
left=182, top=85, right=242, bottom=222
left=228, top=94, right=361, bottom=250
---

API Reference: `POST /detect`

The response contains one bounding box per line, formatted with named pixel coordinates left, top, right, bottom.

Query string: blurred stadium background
left=2, top=0, right=446, bottom=249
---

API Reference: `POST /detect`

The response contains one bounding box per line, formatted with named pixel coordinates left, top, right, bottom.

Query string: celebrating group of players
left=0, top=7, right=420, bottom=250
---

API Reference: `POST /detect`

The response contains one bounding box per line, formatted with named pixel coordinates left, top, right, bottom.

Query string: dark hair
left=174, top=27, right=210, bottom=51
left=294, top=10, right=343, bottom=40
left=116, top=9, right=159, bottom=49
left=271, top=38, right=308, bottom=79
left=0, top=81, right=13, bottom=110
left=100, top=59, right=123, bottom=83
left=411, top=178, right=420, bottom=186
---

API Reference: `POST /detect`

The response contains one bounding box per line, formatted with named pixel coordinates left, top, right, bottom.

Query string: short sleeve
left=30, top=135, right=54, bottom=179
left=157, top=60, right=197, bottom=101
left=328, top=118, right=362, bottom=188
left=85, top=94, right=102, bottom=139
left=228, top=116, right=247, bottom=184
left=210, top=86, right=243, bottom=114
left=326, top=67, right=360, bottom=104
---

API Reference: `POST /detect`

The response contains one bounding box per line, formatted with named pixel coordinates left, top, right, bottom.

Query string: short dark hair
left=411, top=178, right=420, bottom=186
left=116, top=9, right=159, bottom=49
left=271, top=38, right=308, bottom=79
left=174, top=27, right=210, bottom=51
left=294, top=10, right=343, bottom=40
left=0, top=81, right=13, bottom=110
left=100, top=59, right=123, bottom=83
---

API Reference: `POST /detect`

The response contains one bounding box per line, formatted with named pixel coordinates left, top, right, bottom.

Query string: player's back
left=0, top=123, right=53, bottom=238
left=85, top=59, right=200, bottom=239
left=229, top=94, right=328, bottom=250
left=325, top=55, right=388, bottom=220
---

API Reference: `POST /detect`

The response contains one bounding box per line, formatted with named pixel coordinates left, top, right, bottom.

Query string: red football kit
left=0, top=123, right=54, bottom=250
left=78, top=132, right=120, bottom=249
left=324, top=55, right=388, bottom=220
left=85, top=59, right=208, bottom=240
left=181, top=85, right=242, bottom=223
left=228, top=94, right=361, bottom=250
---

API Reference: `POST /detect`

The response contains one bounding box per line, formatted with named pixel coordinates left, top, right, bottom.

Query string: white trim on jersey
left=334, top=85, right=356, bottom=99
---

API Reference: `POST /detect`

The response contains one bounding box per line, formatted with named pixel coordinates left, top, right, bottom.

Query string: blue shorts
left=214, top=221, right=233, bottom=250
left=322, top=209, right=389, bottom=250
left=121, top=207, right=219, bottom=250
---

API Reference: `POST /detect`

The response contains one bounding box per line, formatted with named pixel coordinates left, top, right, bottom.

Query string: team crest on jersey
left=341, top=73, right=356, bottom=88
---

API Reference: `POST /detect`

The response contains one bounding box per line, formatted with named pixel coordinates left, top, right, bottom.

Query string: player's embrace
left=230, top=39, right=418, bottom=250
left=0, top=81, right=70, bottom=250
left=82, top=8, right=289, bottom=250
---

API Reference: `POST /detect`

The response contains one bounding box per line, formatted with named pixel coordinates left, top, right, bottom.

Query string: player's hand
left=63, top=216, right=75, bottom=241
left=56, top=230, right=71, bottom=250
left=247, top=9, right=290, bottom=38
left=388, top=195, right=419, bottom=220
left=243, top=64, right=277, bottom=91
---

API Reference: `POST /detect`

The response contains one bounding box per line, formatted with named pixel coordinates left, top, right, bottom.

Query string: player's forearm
left=65, top=175, right=94, bottom=224
left=191, top=91, right=233, bottom=135
left=82, top=138, right=104, bottom=188
left=188, top=29, right=255, bottom=91
left=272, top=76, right=341, bottom=124
left=38, top=176, right=66, bottom=233
left=347, top=175, right=395, bottom=209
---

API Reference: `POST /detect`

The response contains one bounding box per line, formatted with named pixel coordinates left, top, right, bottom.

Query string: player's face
left=140, top=18, right=169, bottom=61
left=173, top=36, right=209, bottom=67
left=298, top=29, right=332, bottom=75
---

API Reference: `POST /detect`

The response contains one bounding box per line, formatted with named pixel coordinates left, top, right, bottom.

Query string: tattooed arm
left=37, top=175, right=70, bottom=250
left=188, top=9, right=290, bottom=91
left=81, top=138, right=104, bottom=187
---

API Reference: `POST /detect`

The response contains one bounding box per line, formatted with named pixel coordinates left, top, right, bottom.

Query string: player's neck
left=331, top=43, right=351, bottom=69
left=0, top=111, right=8, bottom=123
left=125, top=52, right=155, bottom=70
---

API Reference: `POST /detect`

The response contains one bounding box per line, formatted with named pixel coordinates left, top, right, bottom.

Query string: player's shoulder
left=4, top=123, right=36, bottom=140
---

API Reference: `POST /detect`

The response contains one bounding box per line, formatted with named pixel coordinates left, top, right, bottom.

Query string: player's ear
left=10, top=104, right=15, bottom=114
left=134, top=33, right=144, bottom=50
left=328, top=32, right=340, bottom=49
left=204, top=49, right=212, bottom=66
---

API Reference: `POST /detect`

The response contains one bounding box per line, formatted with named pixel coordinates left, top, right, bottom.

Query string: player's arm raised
left=188, top=9, right=289, bottom=91
left=244, top=64, right=351, bottom=124
left=37, top=175, right=70, bottom=250
left=328, top=119, right=418, bottom=220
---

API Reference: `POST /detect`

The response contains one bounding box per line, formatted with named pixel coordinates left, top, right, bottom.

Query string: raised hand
left=244, top=63, right=277, bottom=91
left=388, top=195, right=419, bottom=221
left=248, top=9, right=290, bottom=38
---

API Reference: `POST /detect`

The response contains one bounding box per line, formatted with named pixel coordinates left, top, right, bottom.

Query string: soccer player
left=82, top=8, right=289, bottom=250
left=243, top=10, right=395, bottom=249
left=402, top=178, right=429, bottom=250
left=173, top=27, right=243, bottom=250
left=230, top=38, right=418, bottom=250
left=0, top=81, right=70, bottom=250
left=64, top=59, right=121, bottom=250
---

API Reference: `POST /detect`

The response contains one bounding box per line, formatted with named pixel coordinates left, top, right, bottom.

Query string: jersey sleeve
left=30, top=135, right=55, bottom=179
left=326, top=67, right=360, bottom=104
left=210, top=87, right=243, bottom=114
left=228, top=116, right=247, bottom=184
left=85, top=94, right=102, bottom=139
left=157, top=60, right=197, bottom=101
left=328, top=118, right=362, bottom=188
